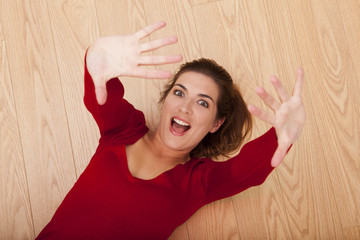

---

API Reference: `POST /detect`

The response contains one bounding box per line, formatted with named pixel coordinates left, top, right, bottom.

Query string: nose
left=177, top=99, right=192, bottom=115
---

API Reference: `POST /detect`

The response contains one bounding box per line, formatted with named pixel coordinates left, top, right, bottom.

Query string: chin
left=164, top=135, right=193, bottom=152
left=156, top=130, right=194, bottom=153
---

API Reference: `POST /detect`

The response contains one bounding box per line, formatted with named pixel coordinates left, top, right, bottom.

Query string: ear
left=210, top=117, right=225, bottom=133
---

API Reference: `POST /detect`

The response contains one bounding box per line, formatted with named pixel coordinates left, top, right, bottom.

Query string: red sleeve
left=201, top=128, right=278, bottom=204
left=83, top=52, right=148, bottom=145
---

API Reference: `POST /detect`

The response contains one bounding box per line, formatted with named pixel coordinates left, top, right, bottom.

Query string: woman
left=36, top=22, right=305, bottom=239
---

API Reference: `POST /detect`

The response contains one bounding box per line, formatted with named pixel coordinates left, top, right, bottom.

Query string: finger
left=248, top=104, right=275, bottom=125
left=270, top=76, right=290, bottom=102
left=271, top=148, right=286, bottom=167
left=95, top=85, right=108, bottom=105
left=139, top=55, right=183, bottom=65
left=255, top=86, right=281, bottom=111
left=140, top=36, right=178, bottom=53
left=294, top=68, right=304, bottom=98
left=128, top=68, right=172, bottom=79
left=135, top=21, right=166, bottom=40
left=271, top=143, right=289, bottom=167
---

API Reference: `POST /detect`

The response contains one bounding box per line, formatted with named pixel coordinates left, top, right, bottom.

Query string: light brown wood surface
left=0, top=0, right=359, bottom=239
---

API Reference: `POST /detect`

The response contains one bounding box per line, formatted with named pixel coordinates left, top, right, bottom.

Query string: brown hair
left=159, top=58, right=252, bottom=159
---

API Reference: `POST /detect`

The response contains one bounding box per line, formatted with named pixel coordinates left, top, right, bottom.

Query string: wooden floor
left=0, top=0, right=359, bottom=239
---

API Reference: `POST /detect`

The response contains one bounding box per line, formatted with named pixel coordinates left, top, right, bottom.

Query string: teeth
left=173, top=118, right=190, bottom=127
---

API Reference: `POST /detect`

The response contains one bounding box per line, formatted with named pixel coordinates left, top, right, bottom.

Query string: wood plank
left=144, top=0, right=201, bottom=63
left=168, top=224, right=190, bottom=240
left=336, top=0, right=360, bottom=226
left=344, top=226, right=360, bottom=240
left=251, top=0, right=346, bottom=238
left=288, top=0, right=360, bottom=229
left=0, top=0, right=76, bottom=235
left=287, top=0, right=357, bottom=234
left=338, top=0, right=360, bottom=82
left=278, top=119, right=344, bottom=239
left=191, top=0, right=219, bottom=7
left=232, top=177, right=292, bottom=239
left=186, top=198, right=240, bottom=239
left=192, top=2, right=232, bottom=69
left=0, top=33, right=34, bottom=239
left=250, top=1, right=341, bottom=238
left=46, top=0, right=100, bottom=176
left=95, top=0, right=146, bottom=35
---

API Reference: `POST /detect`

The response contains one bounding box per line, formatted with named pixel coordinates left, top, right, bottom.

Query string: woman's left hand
left=248, top=68, right=306, bottom=167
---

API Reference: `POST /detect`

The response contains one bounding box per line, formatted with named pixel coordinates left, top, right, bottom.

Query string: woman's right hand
left=86, top=21, right=183, bottom=105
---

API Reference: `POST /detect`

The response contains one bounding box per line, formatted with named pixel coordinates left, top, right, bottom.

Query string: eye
left=174, top=89, right=184, bottom=97
left=198, top=100, right=209, bottom=108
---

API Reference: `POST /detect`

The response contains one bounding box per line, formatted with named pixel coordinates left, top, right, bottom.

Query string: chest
left=75, top=146, right=203, bottom=235
left=125, top=140, right=183, bottom=180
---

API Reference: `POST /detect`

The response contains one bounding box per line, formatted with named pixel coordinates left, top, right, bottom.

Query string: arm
left=84, top=22, right=182, bottom=138
left=84, top=59, right=147, bottom=138
left=202, top=128, right=277, bottom=204
left=202, top=68, right=305, bottom=204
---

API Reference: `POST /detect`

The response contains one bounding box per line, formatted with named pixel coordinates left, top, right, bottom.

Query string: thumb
left=95, top=85, right=107, bottom=105
left=271, top=148, right=286, bottom=167
left=271, top=141, right=289, bottom=167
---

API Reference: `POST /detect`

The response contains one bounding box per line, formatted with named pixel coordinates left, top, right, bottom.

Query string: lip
left=169, top=116, right=191, bottom=136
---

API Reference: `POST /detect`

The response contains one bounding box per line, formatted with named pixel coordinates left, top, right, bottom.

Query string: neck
left=144, top=131, right=191, bottom=165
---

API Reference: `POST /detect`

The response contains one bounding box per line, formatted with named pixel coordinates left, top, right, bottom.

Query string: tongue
left=172, top=121, right=189, bottom=133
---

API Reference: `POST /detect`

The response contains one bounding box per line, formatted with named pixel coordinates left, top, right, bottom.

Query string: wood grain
left=0, top=33, right=34, bottom=239
left=168, top=223, right=190, bottom=240
left=186, top=198, right=240, bottom=239
left=288, top=0, right=360, bottom=229
left=47, top=0, right=100, bottom=176
left=0, top=0, right=359, bottom=239
left=344, top=226, right=360, bottom=240
left=232, top=177, right=292, bottom=239
left=144, top=0, right=202, bottom=64
left=191, top=0, right=219, bottom=7
left=251, top=0, right=343, bottom=238
left=0, top=0, right=76, bottom=235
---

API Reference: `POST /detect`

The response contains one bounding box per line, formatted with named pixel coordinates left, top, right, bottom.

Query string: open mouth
left=170, top=117, right=191, bottom=136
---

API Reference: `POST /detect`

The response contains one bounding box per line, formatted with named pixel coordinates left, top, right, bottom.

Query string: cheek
left=162, top=95, right=177, bottom=109
left=159, top=97, right=177, bottom=123
left=195, top=108, right=217, bottom=129
left=160, top=99, right=171, bottom=116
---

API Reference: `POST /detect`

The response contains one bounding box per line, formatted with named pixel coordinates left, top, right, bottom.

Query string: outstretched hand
left=86, top=21, right=183, bottom=105
left=248, top=69, right=306, bottom=167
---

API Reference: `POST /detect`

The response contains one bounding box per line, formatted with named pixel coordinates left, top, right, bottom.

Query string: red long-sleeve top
left=36, top=58, right=278, bottom=240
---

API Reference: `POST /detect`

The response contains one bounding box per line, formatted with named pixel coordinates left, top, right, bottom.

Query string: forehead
left=175, top=71, right=220, bottom=101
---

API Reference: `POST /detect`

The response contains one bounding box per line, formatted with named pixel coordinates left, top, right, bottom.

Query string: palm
left=248, top=69, right=306, bottom=167
left=86, top=22, right=182, bottom=105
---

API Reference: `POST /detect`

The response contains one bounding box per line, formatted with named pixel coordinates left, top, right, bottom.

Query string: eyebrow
left=175, top=83, right=215, bottom=103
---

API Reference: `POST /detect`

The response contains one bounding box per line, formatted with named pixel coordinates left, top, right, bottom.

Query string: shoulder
left=97, top=116, right=149, bottom=152
left=182, top=157, right=216, bottom=177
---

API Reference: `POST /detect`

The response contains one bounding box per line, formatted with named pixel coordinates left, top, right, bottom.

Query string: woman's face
left=156, top=71, right=224, bottom=154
